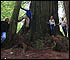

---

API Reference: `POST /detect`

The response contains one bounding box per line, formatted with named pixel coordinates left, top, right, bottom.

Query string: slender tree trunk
left=8, top=1, right=22, bottom=47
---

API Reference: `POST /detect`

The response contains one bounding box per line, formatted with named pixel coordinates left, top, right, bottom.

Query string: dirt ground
left=1, top=34, right=69, bottom=59
left=1, top=48, right=69, bottom=59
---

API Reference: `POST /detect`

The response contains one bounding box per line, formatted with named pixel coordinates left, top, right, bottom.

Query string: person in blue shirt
left=20, top=6, right=32, bottom=20
left=20, top=6, right=32, bottom=34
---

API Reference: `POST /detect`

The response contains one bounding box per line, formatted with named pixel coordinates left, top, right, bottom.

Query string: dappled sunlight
left=16, top=19, right=25, bottom=33
left=1, top=1, right=15, bottom=20
left=1, top=1, right=69, bottom=59
left=24, top=1, right=31, bottom=10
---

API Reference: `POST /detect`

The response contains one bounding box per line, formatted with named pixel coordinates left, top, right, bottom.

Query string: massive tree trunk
left=30, top=1, right=59, bottom=41
left=8, top=1, right=22, bottom=47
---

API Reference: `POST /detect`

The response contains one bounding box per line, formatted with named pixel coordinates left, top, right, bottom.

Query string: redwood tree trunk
left=30, top=1, right=59, bottom=41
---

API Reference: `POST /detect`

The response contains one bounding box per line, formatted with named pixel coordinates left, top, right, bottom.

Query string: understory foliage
left=31, top=34, right=69, bottom=52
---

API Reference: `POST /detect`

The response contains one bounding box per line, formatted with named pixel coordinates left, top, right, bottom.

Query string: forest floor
left=1, top=47, right=69, bottom=59
left=1, top=34, right=69, bottom=59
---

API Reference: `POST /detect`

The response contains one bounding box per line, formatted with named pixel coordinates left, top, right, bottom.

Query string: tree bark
left=8, top=1, right=22, bottom=47
left=30, top=1, right=59, bottom=41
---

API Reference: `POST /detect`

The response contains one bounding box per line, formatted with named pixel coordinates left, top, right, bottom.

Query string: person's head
left=5, top=18, right=9, bottom=22
left=50, top=16, right=53, bottom=20
left=62, top=17, right=64, bottom=21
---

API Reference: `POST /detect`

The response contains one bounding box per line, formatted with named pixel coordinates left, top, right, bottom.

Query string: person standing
left=49, top=16, right=56, bottom=36
left=1, top=18, right=9, bottom=43
left=59, top=17, right=67, bottom=37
